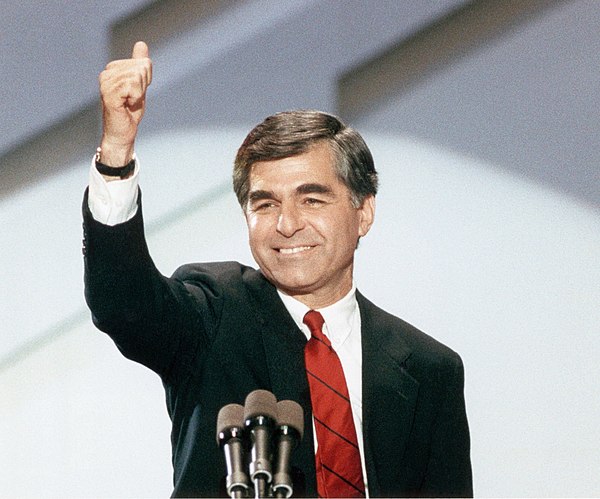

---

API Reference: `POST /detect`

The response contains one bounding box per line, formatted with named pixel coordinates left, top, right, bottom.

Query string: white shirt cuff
left=88, top=155, right=140, bottom=226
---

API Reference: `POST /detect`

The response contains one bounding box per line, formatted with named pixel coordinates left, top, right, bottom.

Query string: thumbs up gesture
left=98, top=41, right=152, bottom=166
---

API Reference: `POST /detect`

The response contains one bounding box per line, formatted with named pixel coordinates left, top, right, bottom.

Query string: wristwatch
left=95, top=147, right=135, bottom=179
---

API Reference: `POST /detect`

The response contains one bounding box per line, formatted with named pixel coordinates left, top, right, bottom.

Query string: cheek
left=320, top=212, right=361, bottom=243
left=246, top=215, right=269, bottom=249
left=339, top=224, right=363, bottom=256
left=245, top=213, right=261, bottom=233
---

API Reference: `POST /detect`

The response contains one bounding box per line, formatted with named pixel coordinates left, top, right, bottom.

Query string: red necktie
left=303, top=310, right=366, bottom=498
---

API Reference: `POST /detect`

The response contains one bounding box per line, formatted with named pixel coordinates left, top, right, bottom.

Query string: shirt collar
left=277, top=285, right=358, bottom=347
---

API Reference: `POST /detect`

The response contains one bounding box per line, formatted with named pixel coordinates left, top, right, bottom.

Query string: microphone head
left=276, top=400, right=304, bottom=439
left=244, top=389, right=277, bottom=422
left=216, top=403, right=244, bottom=445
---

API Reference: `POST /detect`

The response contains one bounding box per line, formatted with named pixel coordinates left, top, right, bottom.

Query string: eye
left=304, top=197, right=325, bottom=206
left=252, top=201, right=277, bottom=212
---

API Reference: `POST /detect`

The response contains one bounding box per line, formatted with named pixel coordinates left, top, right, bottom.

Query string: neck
left=287, top=284, right=354, bottom=310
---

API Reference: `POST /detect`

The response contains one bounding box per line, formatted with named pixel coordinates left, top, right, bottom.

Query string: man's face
left=244, top=143, right=375, bottom=308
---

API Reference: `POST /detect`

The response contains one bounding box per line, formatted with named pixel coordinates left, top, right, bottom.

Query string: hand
left=98, top=41, right=152, bottom=166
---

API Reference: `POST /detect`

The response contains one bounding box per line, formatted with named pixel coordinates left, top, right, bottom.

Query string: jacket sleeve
left=82, top=188, right=222, bottom=385
left=421, top=353, right=473, bottom=497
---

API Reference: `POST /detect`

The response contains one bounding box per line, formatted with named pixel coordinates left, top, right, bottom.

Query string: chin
left=270, top=275, right=318, bottom=296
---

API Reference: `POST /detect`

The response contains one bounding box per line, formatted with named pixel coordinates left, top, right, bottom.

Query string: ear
left=357, top=195, right=376, bottom=237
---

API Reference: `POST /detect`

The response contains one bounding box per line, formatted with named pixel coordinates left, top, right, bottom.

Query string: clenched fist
left=99, top=41, right=152, bottom=166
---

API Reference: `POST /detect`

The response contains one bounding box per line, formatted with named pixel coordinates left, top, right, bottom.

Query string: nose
left=276, top=202, right=304, bottom=237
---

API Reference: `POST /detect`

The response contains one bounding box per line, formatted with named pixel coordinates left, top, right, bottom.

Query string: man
left=83, top=42, right=472, bottom=497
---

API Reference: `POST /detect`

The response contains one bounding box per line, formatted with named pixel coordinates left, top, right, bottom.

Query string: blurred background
left=1, top=0, right=599, bottom=496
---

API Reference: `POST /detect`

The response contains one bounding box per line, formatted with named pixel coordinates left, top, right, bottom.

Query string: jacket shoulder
left=357, top=291, right=463, bottom=366
left=171, top=261, right=268, bottom=319
left=173, top=260, right=255, bottom=281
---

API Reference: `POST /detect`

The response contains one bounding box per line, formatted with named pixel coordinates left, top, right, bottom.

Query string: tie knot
left=303, top=310, right=330, bottom=346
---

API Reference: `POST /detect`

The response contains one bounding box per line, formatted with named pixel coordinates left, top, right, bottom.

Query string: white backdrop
left=1, top=127, right=599, bottom=497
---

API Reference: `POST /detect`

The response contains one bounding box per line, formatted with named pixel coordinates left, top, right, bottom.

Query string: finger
left=132, top=41, right=149, bottom=59
left=132, top=41, right=152, bottom=86
left=147, top=58, right=153, bottom=86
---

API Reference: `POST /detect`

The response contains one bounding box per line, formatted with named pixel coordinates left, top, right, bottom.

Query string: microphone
left=244, top=390, right=277, bottom=498
left=272, top=400, right=304, bottom=498
left=216, top=403, right=250, bottom=498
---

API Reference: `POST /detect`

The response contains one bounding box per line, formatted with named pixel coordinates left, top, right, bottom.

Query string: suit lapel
left=241, top=275, right=417, bottom=496
left=358, top=292, right=419, bottom=496
left=243, top=270, right=317, bottom=496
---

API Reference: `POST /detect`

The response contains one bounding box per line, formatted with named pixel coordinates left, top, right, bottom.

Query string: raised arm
left=97, top=41, right=152, bottom=176
left=83, top=43, right=218, bottom=385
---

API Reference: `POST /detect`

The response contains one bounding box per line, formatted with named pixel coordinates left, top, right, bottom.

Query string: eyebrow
left=295, top=183, right=333, bottom=196
left=248, top=183, right=334, bottom=203
left=248, top=189, right=276, bottom=203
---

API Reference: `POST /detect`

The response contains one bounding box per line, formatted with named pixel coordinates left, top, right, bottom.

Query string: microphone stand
left=272, top=426, right=294, bottom=498
left=244, top=390, right=278, bottom=499
left=272, top=400, right=303, bottom=499
left=247, top=414, right=273, bottom=499
left=223, top=427, right=248, bottom=499
left=218, top=391, right=303, bottom=498
left=216, top=403, right=251, bottom=499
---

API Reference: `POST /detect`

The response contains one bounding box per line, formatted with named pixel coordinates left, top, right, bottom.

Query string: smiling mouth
left=278, top=246, right=313, bottom=255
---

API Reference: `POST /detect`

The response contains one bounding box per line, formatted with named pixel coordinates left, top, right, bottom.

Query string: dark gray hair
left=233, top=110, right=378, bottom=208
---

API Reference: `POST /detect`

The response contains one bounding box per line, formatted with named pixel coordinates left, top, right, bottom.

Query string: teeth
left=279, top=246, right=312, bottom=254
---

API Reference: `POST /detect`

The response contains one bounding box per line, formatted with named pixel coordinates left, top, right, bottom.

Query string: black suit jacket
left=83, top=191, right=472, bottom=497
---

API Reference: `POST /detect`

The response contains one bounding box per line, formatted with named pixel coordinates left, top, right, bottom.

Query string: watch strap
left=95, top=147, right=135, bottom=179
